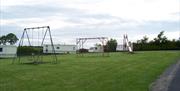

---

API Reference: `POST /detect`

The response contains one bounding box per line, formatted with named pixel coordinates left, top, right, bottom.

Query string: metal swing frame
left=12, top=26, right=57, bottom=64
left=76, top=37, right=109, bottom=56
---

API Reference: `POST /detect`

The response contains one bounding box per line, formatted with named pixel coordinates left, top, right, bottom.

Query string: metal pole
left=48, top=27, right=58, bottom=63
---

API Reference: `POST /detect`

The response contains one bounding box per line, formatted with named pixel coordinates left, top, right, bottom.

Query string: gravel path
left=150, top=60, right=180, bottom=91
left=168, top=64, right=180, bottom=91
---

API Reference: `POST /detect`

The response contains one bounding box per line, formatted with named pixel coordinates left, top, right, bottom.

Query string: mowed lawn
left=0, top=51, right=180, bottom=91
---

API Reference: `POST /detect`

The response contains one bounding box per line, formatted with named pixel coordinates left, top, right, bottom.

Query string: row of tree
left=95, top=31, right=180, bottom=52
left=133, top=31, right=180, bottom=50
left=1, top=31, right=179, bottom=52
left=0, top=33, right=19, bottom=45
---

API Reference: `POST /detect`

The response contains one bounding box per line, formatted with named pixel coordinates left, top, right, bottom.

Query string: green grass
left=0, top=51, right=180, bottom=91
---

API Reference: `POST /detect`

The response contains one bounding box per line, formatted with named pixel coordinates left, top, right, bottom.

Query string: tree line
left=1, top=31, right=179, bottom=53
left=95, top=31, right=180, bottom=52
left=133, top=31, right=180, bottom=51
left=0, top=33, right=19, bottom=45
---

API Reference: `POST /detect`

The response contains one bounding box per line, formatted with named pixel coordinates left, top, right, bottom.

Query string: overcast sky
left=0, top=0, right=180, bottom=46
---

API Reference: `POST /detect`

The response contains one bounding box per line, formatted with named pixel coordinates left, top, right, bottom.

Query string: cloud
left=1, top=5, right=76, bottom=19
left=50, top=20, right=179, bottom=40
left=1, top=0, right=179, bottom=21
left=0, top=0, right=179, bottom=46
left=0, top=20, right=179, bottom=45
left=72, top=0, right=179, bottom=21
left=0, top=24, right=22, bottom=37
left=1, top=4, right=133, bottom=30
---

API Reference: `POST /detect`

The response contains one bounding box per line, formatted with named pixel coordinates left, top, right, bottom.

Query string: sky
left=0, top=0, right=180, bottom=46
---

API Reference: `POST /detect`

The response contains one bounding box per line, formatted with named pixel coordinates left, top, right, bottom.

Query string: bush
left=133, top=41, right=180, bottom=51
left=106, top=39, right=117, bottom=52
left=78, top=48, right=89, bottom=53
left=17, top=46, right=43, bottom=56
left=133, top=31, right=180, bottom=51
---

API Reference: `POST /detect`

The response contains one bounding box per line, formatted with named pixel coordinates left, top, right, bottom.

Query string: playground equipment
left=12, top=26, right=57, bottom=64
left=123, top=34, right=133, bottom=53
left=76, top=37, right=109, bottom=56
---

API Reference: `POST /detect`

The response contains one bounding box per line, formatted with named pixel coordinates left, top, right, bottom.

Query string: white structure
left=116, top=45, right=127, bottom=51
left=89, top=46, right=104, bottom=53
left=43, top=44, right=77, bottom=54
left=116, top=34, right=133, bottom=52
left=116, top=44, right=133, bottom=51
left=124, top=35, right=133, bottom=52
left=0, top=45, right=17, bottom=58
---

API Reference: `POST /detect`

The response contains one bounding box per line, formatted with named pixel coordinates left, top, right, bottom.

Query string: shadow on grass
left=20, top=61, right=52, bottom=65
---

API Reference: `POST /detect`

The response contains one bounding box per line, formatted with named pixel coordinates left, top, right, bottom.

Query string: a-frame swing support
left=76, top=37, right=109, bottom=56
left=123, top=34, right=133, bottom=53
left=13, top=26, right=57, bottom=64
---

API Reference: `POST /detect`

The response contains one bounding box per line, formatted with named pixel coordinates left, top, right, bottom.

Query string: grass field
left=0, top=51, right=180, bottom=91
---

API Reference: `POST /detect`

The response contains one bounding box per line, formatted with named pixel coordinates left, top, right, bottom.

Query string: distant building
left=43, top=44, right=77, bottom=54
left=89, top=46, right=104, bottom=53
left=0, top=45, right=17, bottom=58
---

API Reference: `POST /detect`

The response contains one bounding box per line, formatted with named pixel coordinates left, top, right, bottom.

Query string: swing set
left=12, top=26, right=57, bottom=64
left=76, top=37, right=109, bottom=56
